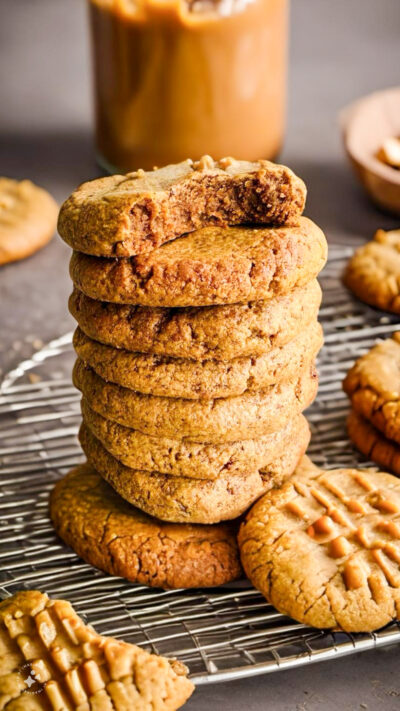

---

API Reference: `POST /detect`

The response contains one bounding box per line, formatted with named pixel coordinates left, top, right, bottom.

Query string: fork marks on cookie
left=284, top=468, right=400, bottom=591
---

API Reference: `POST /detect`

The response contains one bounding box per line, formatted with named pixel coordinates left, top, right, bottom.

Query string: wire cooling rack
left=2, top=245, right=400, bottom=685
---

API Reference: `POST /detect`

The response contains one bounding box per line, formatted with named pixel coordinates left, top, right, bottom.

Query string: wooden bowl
left=341, top=87, right=400, bottom=216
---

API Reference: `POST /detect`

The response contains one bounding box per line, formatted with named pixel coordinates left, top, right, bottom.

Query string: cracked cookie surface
left=79, top=422, right=309, bottom=523
left=73, top=359, right=318, bottom=443
left=58, top=157, right=306, bottom=257
left=50, top=463, right=242, bottom=588
left=239, top=456, right=400, bottom=632
left=69, top=280, right=322, bottom=361
left=0, top=589, right=194, bottom=710
left=344, top=229, right=400, bottom=313
left=69, top=217, right=327, bottom=307
left=0, top=177, right=58, bottom=265
left=343, top=332, right=400, bottom=444
left=74, top=320, right=323, bottom=399
left=82, top=399, right=310, bottom=480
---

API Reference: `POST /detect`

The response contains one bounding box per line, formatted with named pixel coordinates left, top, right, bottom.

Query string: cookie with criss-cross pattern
left=239, top=456, right=400, bottom=632
left=0, top=589, right=194, bottom=710
left=343, top=332, right=400, bottom=445
left=50, top=463, right=242, bottom=588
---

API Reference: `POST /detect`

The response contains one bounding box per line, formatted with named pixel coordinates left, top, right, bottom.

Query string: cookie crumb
left=28, top=373, right=42, bottom=384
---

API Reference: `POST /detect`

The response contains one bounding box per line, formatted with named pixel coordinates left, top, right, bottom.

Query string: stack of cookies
left=344, top=333, right=400, bottom=476
left=56, top=157, right=327, bottom=586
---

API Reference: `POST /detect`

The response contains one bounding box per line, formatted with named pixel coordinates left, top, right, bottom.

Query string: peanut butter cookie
left=58, top=157, right=306, bottom=257
left=343, top=333, right=400, bottom=445
left=82, top=399, right=310, bottom=480
left=51, top=463, right=241, bottom=588
left=73, top=359, right=318, bottom=443
left=239, top=456, right=400, bottom=632
left=69, top=279, right=322, bottom=361
left=344, top=229, right=400, bottom=313
left=79, top=423, right=309, bottom=524
left=0, top=590, right=193, bottom=710
left=69, top=217, right=327, bottom=307
left=74, top=321, right=323, bottom=399
left=347, top=409, right=400, bottom=476
left=0, top=177, right=58, bottom=265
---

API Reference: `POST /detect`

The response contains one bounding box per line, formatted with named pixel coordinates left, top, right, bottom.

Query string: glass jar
left=88, top=0, right=289, bottom=172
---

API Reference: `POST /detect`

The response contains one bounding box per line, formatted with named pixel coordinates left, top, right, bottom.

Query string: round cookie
left=58, top=157, right=306, bottom=257
left=79, top=423, right=309, bottom=524
left=343, top=332, right=400, bottom=445
left=344, top=229, right=400, bottom=313
left=239, top=456, right=400, bottom=632
left=0, top=177, right=58, bottom=265
left=69, top=217, right=327, bottom=307
left=347, top=409, right=400, bottom=476
left=51, top=463, right=242, bottom=588
left=73, top=358, right=318, bottom=443
left=82, top=399, right=310, bottom=480
left=74, top=321, right=323, bottom=399
left=69, top=279, right=322, bottom=361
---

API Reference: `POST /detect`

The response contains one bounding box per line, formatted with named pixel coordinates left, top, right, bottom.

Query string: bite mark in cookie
left=58, top=157, right=306, bottom=257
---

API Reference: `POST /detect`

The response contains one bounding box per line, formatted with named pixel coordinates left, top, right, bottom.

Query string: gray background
left=1, top=0, right=400, bottom=707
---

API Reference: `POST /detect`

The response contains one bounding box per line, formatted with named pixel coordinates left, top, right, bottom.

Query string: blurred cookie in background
left=344, top=228, right=400, bottom=313
left=0, top=177, right=58, bottom=265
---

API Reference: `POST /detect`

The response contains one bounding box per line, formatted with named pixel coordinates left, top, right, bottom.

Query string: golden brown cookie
left=344, top=229, right=400, bottom=313
left=51, top=463, right=241, bottom=588
left=73, top=358, right=318, bottom=443
left=69, top=217, right=327, bottom=307
left=347, top=409, right=400, bottom=476
left=74, top=321, right=323, bottom=399
left=239, top=456, right=400, bottom=632
left=0, top=177, right=58, bottom=265
left=79, top=423, right=309, bottom=524
left=69, top=279, right=322, bottom=361
left=343, top=332, right=400, bottom=445
left=82, top=399, right=310, bottom=480
left=0, top=590, right=194, bottom=710
left=58, top=157, right=306, bottom=257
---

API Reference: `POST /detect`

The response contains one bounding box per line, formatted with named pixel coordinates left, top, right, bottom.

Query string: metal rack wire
left=1, top=245, right=400, bottom=685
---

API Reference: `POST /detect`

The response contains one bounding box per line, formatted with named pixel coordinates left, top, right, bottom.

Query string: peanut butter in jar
left=88, top=0, right=289, bottom=172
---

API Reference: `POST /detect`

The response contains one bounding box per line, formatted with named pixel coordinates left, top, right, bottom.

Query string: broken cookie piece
left=0, top=590, right=194, bottom=710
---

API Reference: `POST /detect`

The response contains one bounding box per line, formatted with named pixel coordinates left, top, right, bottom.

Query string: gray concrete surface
left=1, top=0, right=400, bottom=707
